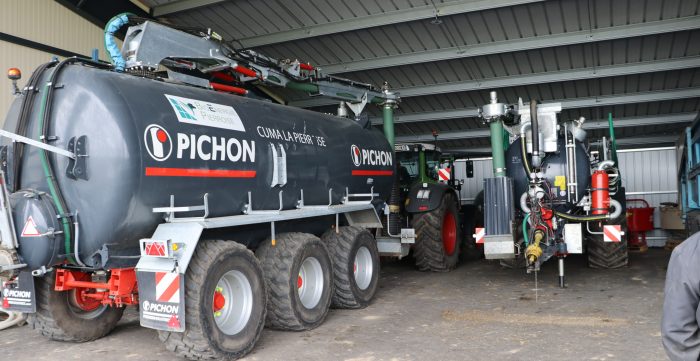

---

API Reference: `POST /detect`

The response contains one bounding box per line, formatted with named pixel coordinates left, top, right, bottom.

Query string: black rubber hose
left=39, top=57, right=111, bottom=263
left=530, top=99, right=539, bottom=165
left=520, top=136, right=532, bottom=177
left=553, top=210, right=607, bottom=222
left=13, top=60, right=57, bottom=191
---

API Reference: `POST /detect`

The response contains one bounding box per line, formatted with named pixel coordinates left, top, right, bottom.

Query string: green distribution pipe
left=419, top=150, right=427, bottom=183
left=36, top=81, right=75, bottom=264
left=382, top=102, right=395, bottom=148
left=608, top=113, right=618, bottom=164
left=490, top=120, right=506, bottom=177
left=285, top=81, right=319, bottom=93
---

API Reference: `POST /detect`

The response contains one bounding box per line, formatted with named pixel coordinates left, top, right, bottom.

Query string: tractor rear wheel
left=413, top=192, right=461, bottom=271
left=159, top=240, right=266, bottom=360
left=29, top=272, right=124, bottom=342
left=587, top=219, right=629, bottom=269
left=256, top=232, right=333, bottom=330
left=322, top=226, right=380, bottom=309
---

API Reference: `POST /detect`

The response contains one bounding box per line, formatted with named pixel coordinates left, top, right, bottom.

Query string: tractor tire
left=413, top=192, right=461, bottom=272
left=322, top=226, right=380, bottom=309
left=29, top=272, right=124, bottom=342
left=587, top=219, right=629, bottom=269
left=256, top=233, right=333, bottom=330
left=159, top=240, right=266, bottom=360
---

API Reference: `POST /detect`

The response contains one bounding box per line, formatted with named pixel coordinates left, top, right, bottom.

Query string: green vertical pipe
left=490, top=120, right=506, bottom=177
left=419, top=150, right=427, bottom=183
left=608, top=113, right=618, bottom=164
left=382, top=103, right=395, bottom=148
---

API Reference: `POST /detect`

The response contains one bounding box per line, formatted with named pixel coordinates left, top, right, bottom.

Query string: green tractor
left=377, top=143, right=469, bottom=271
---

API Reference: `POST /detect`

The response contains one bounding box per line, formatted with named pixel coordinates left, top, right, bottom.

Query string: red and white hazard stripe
left=156, top=272, right=180, bottom=303
left=603, top=225, right=622, bottom=243
left=474, top=227, right=485, bottom=244
left=438, top=168, right=450, bottom=182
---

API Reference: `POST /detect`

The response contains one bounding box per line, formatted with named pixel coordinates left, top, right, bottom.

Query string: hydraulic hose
left=519, top=123, right=533, bottom=177
left=553, top=210, right=608, bottom=222
left=522, top=213, right=530, bottom=246
left=104, top=13, right=132, bottom=72
left=37, top=58, right=111, bottom=265
left=13, top=61, right=57, bottom=191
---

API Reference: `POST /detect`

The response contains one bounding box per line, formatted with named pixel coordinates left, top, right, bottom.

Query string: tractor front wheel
left=413, top=192, right=461, bottom=271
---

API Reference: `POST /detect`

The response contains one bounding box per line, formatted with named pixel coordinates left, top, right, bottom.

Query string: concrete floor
left=1, top=249, right=669, bottom=361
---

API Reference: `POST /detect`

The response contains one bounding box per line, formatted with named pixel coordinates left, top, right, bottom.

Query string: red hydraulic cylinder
left=210, top=82, right=248, bottom=95
left=591, top=170, right=610, bottom=215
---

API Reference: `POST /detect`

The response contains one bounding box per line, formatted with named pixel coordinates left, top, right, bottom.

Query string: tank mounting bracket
left=66, top=135, right=88, bottom=180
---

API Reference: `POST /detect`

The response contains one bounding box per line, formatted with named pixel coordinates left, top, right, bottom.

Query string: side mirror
left=466, top=160, right=474, bottom=178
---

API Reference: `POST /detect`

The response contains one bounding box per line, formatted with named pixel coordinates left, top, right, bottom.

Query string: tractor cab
left=395, top=143, right=460, bottom=191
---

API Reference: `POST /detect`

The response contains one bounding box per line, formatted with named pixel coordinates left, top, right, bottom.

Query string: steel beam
left=152, top=0, right=226, bottom=17
left=446, top=135, right=679, bottom=154
left=291, top=57, right=700, bottom=108
left=371, top=88, right=700, bottom=125
left=321, top=16, right=700, bottom=74
left=395, top=113, right=696, bottom=142
left=238, top=0, right=544, bottom=48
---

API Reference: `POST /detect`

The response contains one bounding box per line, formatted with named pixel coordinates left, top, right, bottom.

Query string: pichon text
left=359, top=149, right=392, bottom=166
left=177, top=134, right=255, bottom=162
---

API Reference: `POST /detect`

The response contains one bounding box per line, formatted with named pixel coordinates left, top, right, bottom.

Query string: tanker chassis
left=0, top=15, right=469, bottom=360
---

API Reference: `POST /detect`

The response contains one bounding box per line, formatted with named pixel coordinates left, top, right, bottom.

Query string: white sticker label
left=165, top=94, right=245, bottom=132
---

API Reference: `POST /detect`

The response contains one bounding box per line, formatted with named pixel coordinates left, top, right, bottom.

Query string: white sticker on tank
left=164, top=94, right=245, bottom=132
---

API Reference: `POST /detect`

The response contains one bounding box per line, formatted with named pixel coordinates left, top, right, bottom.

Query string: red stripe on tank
left=351, top=170, right=394, bottom=176
left=145, top=167, right=257, bottom=178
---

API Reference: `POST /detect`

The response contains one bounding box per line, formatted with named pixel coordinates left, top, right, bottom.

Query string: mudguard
left=405, top=182, right=459, bottom=213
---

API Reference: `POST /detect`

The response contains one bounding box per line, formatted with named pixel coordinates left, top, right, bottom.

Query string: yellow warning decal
left=554, top=175, right=566, bottom=192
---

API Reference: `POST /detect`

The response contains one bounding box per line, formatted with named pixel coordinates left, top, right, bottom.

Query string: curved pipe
left=520, top=192, right=531, bottom=213
left=104, top=13, right=132, bottom=72
left=519, top=122, right=533, bottom=177
left=608, top=199, right=623, bottom=220
left=598, top=160, right=615, bottom=171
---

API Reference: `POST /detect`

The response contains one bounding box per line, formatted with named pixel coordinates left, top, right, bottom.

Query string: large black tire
left=256, top=232, right=333, bottom=330
left=159, top=240, right=267, bottom=360
left=322, top=226, right=380, bottom=309
left=29, top=272, right=125, bottom=342
left=413, top=192, right=461, bottom=272
left=587, top=219, right=629, bottom=269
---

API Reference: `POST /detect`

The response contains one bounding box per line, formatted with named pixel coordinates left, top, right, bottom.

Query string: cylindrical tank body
left=3, top=64, right=394, bottom=269
left=591, top=170, right=610, bottom=215
left=506, top=137, right=590, bottom=212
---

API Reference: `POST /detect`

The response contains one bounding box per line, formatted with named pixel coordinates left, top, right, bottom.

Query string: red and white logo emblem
left=144, top=124, right=172, bottom=162
left=438, top=167, right=451, bottom=182
left=21, top=216, right=41, bottom=237
left=474, top=227, right=485, bottom=244
left=350, top=145, right=361, bottom=166
left=603, top=225, right=622, bottom=243
left=155, top=272, right=180, bottom=303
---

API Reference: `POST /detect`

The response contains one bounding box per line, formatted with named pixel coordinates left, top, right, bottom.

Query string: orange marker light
left=7, top=68, right=21, bottom=80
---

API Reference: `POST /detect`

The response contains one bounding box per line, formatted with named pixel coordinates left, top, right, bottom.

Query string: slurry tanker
left=0, top=14, right=468, bottom=359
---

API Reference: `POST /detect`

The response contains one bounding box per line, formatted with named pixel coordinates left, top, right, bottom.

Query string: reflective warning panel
left=137, top=271, right=185, bottom=332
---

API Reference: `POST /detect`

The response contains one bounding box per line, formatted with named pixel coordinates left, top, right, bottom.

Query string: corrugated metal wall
left=454, top=147, right=679, bottom=245
left=0, top=0, right=108, bottom=123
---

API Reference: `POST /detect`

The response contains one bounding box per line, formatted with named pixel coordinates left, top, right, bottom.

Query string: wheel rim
left=67, top=289, right=107, bottom=319
left=213, top=270, right=253, bottom=336
left=354, top=246, right=373, bottom=290
left=442, top=211, right=457, bottom=256
left=297, top=257, right=324, bottom=309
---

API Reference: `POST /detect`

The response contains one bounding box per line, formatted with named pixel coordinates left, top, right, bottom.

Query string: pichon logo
left=144, top=125, right=256, bottom=163
left=350, top=145, right=392, bottom=167
left=2, top=289, right=31, bottom=298
left=351, top=145, right=362, bottom=166
left=142, top=300, right=179, bottom=314
left=144, top=124, right=173, bottom=162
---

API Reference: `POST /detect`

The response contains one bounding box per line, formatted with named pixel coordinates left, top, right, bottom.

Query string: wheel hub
left=212, top=270, right=253, bottom=336
left=297, top=257, right=323, bottom=309
left=442, top=211, right=457, bottom=256
left=353, top=246, right=373, bottom=290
